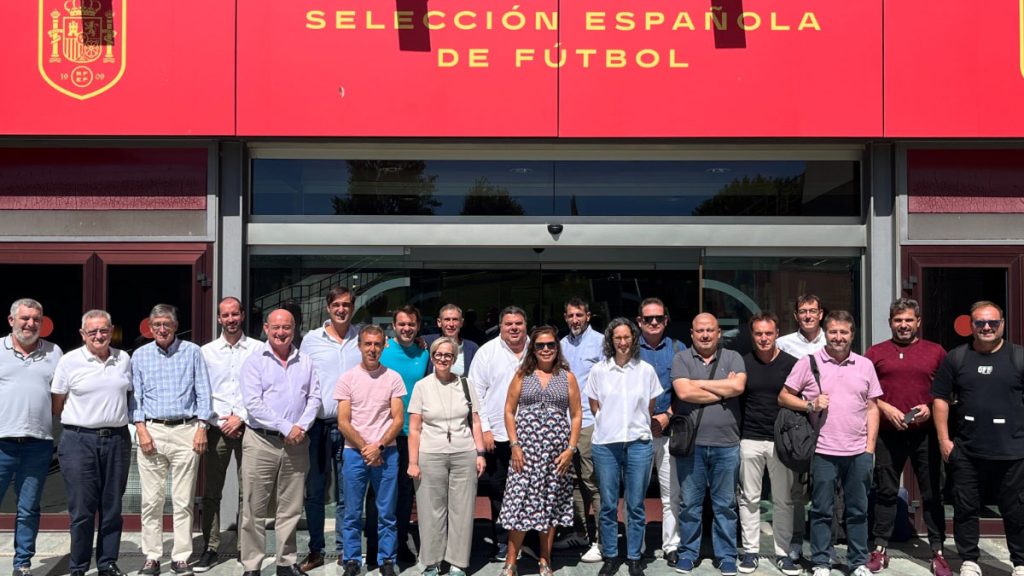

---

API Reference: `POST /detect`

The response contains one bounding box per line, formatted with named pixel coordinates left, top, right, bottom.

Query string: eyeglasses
left=83, top=328, right=112, bottom=337
left=973, top=319, right=1003, bottom=329
left=150, top=322, right=175, bottom=330
left=641, top=315, right=666, bottom=325
left=797, top=308, right=821, bottom=316
left=432, top=352, right=455, bottom=361
left=534, top=341, right=558, bottom=350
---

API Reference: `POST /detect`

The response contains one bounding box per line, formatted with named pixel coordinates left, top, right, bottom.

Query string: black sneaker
left=342, top=561, right=362, bottom=576
left=138, top=560, right=161, bottom=576
left=12, top=567, right=31, bottom=576
left=626, top=560, right=645, bottom=576
left=194, top=550, right=218, bottom=573
left=99, top=563, right=127, bottom=576
left=664, top=551, right=679, bottom=567
left=379, top=560, right=397, bottom=576
left=169, top=561, right=192, bottom=576
left=599, top=559, right=622, bottom=576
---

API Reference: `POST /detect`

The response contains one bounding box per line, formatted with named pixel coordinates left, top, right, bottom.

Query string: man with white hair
left=0, top=298, right=62, bottom=576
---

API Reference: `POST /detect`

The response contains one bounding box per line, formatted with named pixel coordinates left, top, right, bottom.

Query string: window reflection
left=251, top=159, right=860, bottom=217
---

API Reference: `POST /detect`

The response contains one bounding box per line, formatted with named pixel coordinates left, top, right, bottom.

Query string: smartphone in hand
left=903, top=407, right=920, bottom=425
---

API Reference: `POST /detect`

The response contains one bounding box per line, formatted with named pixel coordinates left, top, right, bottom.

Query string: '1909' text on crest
left=39, top=0, right=126, bottom=100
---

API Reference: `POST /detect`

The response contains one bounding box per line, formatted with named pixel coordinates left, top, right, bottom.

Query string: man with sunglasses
left=636, top=297, right=686, bottom=566
left=864, top=298, right=949, bottom=576
left=932, top=301, right=1024, bottom=576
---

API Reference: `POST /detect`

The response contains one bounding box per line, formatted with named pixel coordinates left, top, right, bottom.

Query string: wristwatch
left=806, top=401, right=815, bottom=414
left=509, top=441, right=522, bottom=448
left=197, top=421, right=209, bottom=430
left=569, top=445, right=579, bottom=454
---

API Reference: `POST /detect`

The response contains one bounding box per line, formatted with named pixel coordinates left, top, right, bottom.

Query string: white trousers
left=653, top=436, right=680, bottom=553
left=738, top=439, right=796, bottom=557
left=137, top=422, right=201, bottom=562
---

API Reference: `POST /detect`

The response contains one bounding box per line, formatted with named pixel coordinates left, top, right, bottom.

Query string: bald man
left=239, top=309, right=321, bottom=576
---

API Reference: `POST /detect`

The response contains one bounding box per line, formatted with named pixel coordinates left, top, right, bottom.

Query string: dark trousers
left=479, top=440, right=511, bottom=546
left=872, top=429, right=945, bottom=549
left=58, top=427, right=131, bottom=572
left=949, top=450, right=1024, bottom=566
left=366, top=435, right=415, bottom=559
left=810, top=453, right=872, bottom=570
left=201, top=427, right=244, bottom=552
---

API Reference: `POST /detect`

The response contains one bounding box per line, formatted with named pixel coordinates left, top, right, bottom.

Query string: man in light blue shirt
left=296, top=287, right=362, bottom=572
left=130, top=304, right=212, bottom=576
left=558, top=298, right=605, bottom=561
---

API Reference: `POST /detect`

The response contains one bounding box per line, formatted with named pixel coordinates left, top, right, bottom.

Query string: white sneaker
left=1012, top=566, right=1024, bottom=576
left=851, top=566, right=873, bottom=576
left=581, top=543, right=603, bottom=563
left=812, top=567, right=831, bottom=576
left=960, top=561, right=983, bottom=576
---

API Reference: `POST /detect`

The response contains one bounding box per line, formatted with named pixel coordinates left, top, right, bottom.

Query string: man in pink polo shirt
left=335, top=325, right=407, bottom=576
left=779, top=310, right=882, bottom=576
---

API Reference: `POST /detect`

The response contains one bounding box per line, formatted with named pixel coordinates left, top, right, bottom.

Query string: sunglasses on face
left=641, top=315, right=666, bottom=325
left=973, top=319, right=1003, bottom=329
left=534, top=341, right=558, bottom=350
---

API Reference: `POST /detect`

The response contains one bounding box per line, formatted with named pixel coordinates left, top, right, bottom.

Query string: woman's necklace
left=436, top=373, right=456, bottom=443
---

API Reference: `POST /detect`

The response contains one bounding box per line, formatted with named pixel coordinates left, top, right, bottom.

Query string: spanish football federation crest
left=39, top=0, right=126, bottom=100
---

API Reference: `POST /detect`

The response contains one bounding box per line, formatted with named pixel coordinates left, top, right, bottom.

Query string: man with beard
left=469, top=306, right=530, bottom=561
left=0, top=298, right=62, bottom=576
left=196, top=297, right=259, bottom=571
left=779, top=310, right=881, bottom=576
left=864, top=298, right=949, bottom=576
left=932, top=301, right=1024, bottom=576
left=557, top=298, right=604, bottom=562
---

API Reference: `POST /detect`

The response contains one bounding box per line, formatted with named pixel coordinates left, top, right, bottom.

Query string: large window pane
left=251, top=159, right=860, bottom=217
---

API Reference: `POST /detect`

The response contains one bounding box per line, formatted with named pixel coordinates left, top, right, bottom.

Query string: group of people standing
left=0, top=289, right=1021, bottom=576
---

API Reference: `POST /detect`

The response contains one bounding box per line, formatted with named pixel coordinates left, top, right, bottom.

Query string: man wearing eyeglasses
left=636, top=297, right=686, bottom=566
left=932, top=300, right=1024, bottom=576
left=468, top=305, right=530, bottom=561
left=776, top=293, right=827, bottom=561
left=52, top=310, right=129, bottom=576
left=131, top=304, right=213, bottom=576
left=196, top=297, right=259, bottom=572
left=863, top=298, right=949, bottom=576
left=0, top=298, right=62, bottom=576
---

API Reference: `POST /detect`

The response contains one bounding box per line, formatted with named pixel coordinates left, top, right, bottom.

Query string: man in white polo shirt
left=0, top=297, right=62, bottom=576
left=52, top=309, right=131, bottom=576
left=196, top=297, right=259, bottom=572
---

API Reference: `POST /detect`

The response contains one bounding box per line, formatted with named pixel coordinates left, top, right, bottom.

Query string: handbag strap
left=806, top=354, right=826, bottom=431
left=692, top=351, right=722, bottom=429
left=458, top=376, right=474, bottom=428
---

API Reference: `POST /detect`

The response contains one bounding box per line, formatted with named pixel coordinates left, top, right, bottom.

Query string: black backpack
left=774, top=354, right=824, bottom=473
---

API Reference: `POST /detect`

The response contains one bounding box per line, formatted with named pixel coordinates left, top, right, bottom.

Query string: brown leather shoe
left=299, top=552, right=324, bottom=573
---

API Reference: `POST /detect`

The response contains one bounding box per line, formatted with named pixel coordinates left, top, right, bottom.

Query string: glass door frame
left=902, top=244, right=1023, bottom=537
left=0, top=242, right=213, bottom=531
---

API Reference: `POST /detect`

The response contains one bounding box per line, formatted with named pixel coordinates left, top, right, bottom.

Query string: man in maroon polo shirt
left=864, top=298, right=949, bottom=576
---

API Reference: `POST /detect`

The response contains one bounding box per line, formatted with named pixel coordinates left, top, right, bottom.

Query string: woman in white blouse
left=407, top=337, right=486, bottom=576
left=585, top=318, right=662, bottom=576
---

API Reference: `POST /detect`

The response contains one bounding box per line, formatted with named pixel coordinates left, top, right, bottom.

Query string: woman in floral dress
left=497, top=325, right=582, bottom=576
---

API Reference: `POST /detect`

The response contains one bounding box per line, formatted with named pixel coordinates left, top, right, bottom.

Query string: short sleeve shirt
left=785, top=348, right=883, bottom=456
left=670, top=347, right=746, bottom=447
left=0, top=336, right=62, bottom=439
left=741, top=351, right=797, bottom=441
left=52, top=345, right=131, bottom=428
left=584, top=358, right=662, bottom=444
left=334, top=364, right=407, bottom=449
left=408, top=373, right=481, bottom=454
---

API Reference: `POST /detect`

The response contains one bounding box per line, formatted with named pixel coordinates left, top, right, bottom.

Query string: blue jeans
left=810, top=453, right=872, bottom=570
left=675, top=444, right=739, bottom=565
left=0, top=438, right=54, bottom=569
left=342, top=446, right=398, bottom=565
left=304, top=419, right=345, bottom=555
left=592, top=440, right=653, bottom=560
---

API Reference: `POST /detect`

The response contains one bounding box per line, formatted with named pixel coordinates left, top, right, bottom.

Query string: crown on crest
left=64, top=0, right=103, bottom=17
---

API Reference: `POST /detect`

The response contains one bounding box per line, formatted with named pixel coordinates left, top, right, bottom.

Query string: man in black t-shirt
left=932, top=300, right=1024, bottom=576
left=737, top=312, right=800, bottom=576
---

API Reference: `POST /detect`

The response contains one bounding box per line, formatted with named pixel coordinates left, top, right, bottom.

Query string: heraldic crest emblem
left=39, top=0, right=126, bottom=100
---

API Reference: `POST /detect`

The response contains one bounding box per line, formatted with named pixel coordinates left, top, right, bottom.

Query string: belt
left=0, top=437, right=45, bottom=443
left=251, top=427, right=285, bottom=439
left=63, top=424, right=126, bottom=437
left=146, top=418, right=195, bottom=426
